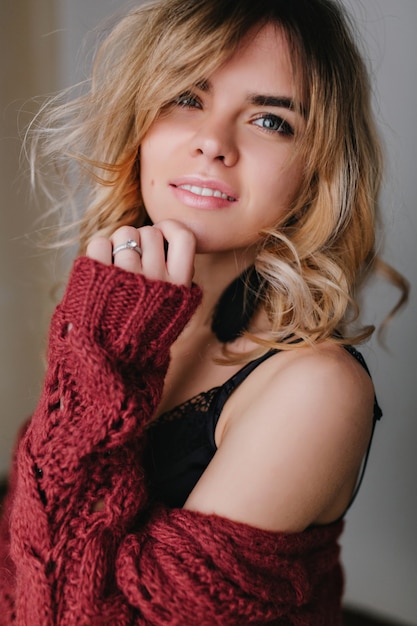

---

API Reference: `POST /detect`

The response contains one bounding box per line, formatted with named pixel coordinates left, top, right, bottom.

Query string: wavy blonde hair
left=30, top=0, right=408, bottom=347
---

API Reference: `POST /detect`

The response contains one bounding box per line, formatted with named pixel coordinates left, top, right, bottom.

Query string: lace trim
left=153, top=387, right=220, bottom=425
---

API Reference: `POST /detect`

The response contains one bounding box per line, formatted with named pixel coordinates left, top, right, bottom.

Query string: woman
left=0, top=0, right=407, bottom=623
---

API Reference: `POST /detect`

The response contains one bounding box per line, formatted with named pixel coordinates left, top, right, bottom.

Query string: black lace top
left=144, top=346, right=382, bottom=510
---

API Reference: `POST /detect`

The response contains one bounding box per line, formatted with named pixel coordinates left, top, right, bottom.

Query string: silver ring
left=112, top=239, right=142, bottom=258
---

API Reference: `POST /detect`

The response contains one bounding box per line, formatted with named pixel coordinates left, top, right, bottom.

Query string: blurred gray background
left=1, top=1, right=416, bottom=623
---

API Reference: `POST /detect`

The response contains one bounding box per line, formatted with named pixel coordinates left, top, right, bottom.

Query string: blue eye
left=253, top=114, right=294, bottom=137
left=175, top=92, right=202, bottom=109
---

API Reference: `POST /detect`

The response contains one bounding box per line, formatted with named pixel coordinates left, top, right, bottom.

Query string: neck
left=192, top=248, right=257, bottom=328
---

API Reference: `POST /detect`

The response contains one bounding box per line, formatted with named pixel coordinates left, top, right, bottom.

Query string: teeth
left=178, top=184, right=233, bottom=201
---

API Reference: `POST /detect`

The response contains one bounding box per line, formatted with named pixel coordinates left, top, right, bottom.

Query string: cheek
left=139, top=141, right=154, bottom=180
left=139, top=141, right=160, bottom=202
left=253, top=142, right=304, bottom=198
left=140, top=126, right=165, bottom=174
left=274, top=161, right=304, bottom=205
left=256, top=162, right=304, bottom=227
left=140, top=123, right=180, bottom=194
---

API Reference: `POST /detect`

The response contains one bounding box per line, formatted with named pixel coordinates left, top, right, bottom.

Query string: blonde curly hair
left=30, top=0, right=408, bottom=348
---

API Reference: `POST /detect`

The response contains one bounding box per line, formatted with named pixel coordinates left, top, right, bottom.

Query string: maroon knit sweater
left=0, top=257, right=344, bottom=625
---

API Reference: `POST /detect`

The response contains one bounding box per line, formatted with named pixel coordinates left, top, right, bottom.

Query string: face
left=140, top=24, right=305, bottom=255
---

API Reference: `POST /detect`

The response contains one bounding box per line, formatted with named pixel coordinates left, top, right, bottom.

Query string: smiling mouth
left=175, top=184, right=236, bottom=202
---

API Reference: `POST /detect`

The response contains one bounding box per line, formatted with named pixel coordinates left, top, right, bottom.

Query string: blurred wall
left=1, top=0, right=416, bottom=623
left=0, top=1, right=58, bottom=473
left=340, top=2, right=417, bottom=624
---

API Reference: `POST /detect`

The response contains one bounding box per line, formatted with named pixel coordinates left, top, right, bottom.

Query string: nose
left=190, top=117, right=239, bottom=167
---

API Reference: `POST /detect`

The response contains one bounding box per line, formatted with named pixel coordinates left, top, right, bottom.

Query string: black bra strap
left=208, top=350, right=280, bottom=438
left=337, top=414, right=378, bottom=520
left=208, top=343, right=382, bottom=519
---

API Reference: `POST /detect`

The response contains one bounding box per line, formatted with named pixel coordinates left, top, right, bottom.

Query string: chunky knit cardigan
left=0, top=257, right=344, bottom=625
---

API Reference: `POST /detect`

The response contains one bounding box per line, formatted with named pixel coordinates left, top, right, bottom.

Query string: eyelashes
left=252, top=114, right=294, bottom=137
left=170, top=91, right=295, bottom=137
left=173, top=92, right=202, bottom=109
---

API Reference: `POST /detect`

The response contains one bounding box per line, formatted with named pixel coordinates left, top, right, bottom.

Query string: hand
left=86, top=220, right=196, bottom=287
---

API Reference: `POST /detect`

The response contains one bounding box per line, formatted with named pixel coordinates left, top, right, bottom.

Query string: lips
left=170, top=177, right=237, bottom=203
left=176, top=184, right=235, bottom=202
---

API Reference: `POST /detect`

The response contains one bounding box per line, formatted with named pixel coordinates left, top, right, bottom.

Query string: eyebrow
left=247, top=94, right=295, bottom=110
left=196, top=81, right=303, bottom=116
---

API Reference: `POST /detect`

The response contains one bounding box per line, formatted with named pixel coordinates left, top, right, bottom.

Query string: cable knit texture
left=0, top=256, right=344, bottom=625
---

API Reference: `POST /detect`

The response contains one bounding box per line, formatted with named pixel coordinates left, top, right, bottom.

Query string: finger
left=86, top=237, right=113, bottom=265
left=137, top=225, right=167, bottom=282
left=110, top=226, right=142, bottom=274
left=154, top=220, right=196, bottom=286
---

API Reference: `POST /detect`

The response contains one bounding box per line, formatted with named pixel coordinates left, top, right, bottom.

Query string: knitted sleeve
left=115, top=508, right=344, bottom=626
left=1, top=257, right=344, bottom=626
left=0, top=422, right=29, bottom=621
left=3, top=256, right=202, bottom=625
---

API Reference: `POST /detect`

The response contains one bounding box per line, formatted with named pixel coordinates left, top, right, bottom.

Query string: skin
left=87, top=25, right=375, bottom=531
left=139, top=24, right=304, bottom=257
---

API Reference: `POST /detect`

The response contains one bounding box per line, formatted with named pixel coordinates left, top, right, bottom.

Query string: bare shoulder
left=259, top=342, right=374, bottom=418
left=184, top=342, right=376, bottom=531
left=219, top=341, right=375, bottom=443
